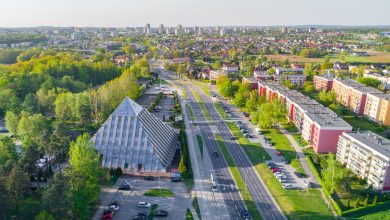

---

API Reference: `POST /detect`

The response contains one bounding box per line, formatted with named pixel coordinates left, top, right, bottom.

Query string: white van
left=255, top=127, right=262, bottom=134
left=211, top=182, right=218, bottom=192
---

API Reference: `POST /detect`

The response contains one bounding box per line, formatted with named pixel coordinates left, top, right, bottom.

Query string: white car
left=282, top=183, right=294, bottom=189
left=278, top=178, right=287, bottom=183
left=275, top=174, right=286, bottom=179
left=138, top=202, right=151, bottom=208
left=302, top=180, right=312, bottom=187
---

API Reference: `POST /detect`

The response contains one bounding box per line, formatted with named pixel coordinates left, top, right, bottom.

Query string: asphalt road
left=160, top=71, right=245, bottom=220
left=188, top=81, right=286, bottom=220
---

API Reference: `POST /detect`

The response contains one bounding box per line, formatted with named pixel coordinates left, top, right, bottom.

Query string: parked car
left=275, top=173, right=286, bottom=179
left=230, top=136, right=237, bottom=140
left=271, top=168, right=282, bottom=172
left=241, top=208, right=250, bottom=219
left=101, top=210, right=114, bottom=220
left=281, top=158, right=289, bottom=164
left=212, top=151, right=218, bottom=157
left=144, top=176, right=155, bottom=181
left=138, top=202, right=151, bottom=208
left=154, top=209, right=168, bottom=217
left=118, top=184, right=131, bottom=190
left=106, top=201, right=120, bottom=211
left=294, top=171, right=306, bottom=178
left=134, top=213, right=147, bottom=220
left=282, top=183, right=294, bottom=189
left=278, top=178, right=287, bottom=183
left=255, top=127, right=262, bottom=134
left=275, top=150, right=282, bottom=156
left=242, top=112, right=250, bottom=117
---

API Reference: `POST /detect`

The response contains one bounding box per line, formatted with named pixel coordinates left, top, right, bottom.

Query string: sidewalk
left=279, top=127, right=319, bottom=185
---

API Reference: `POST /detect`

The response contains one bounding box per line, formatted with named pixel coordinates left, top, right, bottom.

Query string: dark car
left=230, top=136, right=237, bottom=140
left=294, top=171, right=306, bottom=178
left=144, top=176, right=155, bottom=181
left=281, top=158, right=289, bottom=164
left=133, top=215, right=147, bottom=220
left=171, top=177, right=182, bottom=182
left=154, top=209, right=168, bottom=217
left=212, top=151, right=218, bottom=157
left=242, top=112, right=250, bottom=117
left=118, top=184, right=131, bottom=190
left=241, top=208, right=250, bottom=219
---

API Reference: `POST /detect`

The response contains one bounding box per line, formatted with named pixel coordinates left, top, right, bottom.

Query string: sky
left=0, top=0, right=389, bottom=27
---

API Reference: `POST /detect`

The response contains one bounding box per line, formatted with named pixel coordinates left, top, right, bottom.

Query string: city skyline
left=0, top=0, right=389, bottom=27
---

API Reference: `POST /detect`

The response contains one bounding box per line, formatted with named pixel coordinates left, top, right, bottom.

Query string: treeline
left=0, top=52, right=122, bottom=117
left=0, top=33, right=46, bottom=45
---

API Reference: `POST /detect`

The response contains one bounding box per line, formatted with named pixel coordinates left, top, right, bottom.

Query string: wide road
left=187, top=80, right=286, bottom=220
left=160, top=70, right=246, bottom=220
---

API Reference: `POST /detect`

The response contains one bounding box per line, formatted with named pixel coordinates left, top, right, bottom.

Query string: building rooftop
left=334, top=78, right=382, bottom=94
left=344, top=131, right=390, bottom=159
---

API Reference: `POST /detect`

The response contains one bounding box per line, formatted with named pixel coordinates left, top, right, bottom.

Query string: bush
left=354, top=198, right=360, bottom=209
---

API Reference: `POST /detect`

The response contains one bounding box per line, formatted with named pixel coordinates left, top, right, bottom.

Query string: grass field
left=186, top=208, right=194, bottom=220
left=215, top=134, right=263, bottom=220
left=226, top=124, right=333, bottom=220
left=265, top=50, right=390, bottom=64
left=214, top=102, right=231, bottom=119
left=196, top=135, right=204, bottom=158
left=144, top=188, right=175, bottom=197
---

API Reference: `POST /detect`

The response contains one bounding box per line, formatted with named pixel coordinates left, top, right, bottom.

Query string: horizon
left=0, top=0, right=389, bottom=27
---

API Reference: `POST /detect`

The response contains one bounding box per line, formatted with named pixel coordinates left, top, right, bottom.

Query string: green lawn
left=226, top=124, right=333, bottom=220
left=215, top=134, right=263, bottom=220
left=196, top=135, right=204, bottom=158
left=343, top=115, right=389, bottom=135
left=144, top=188, right=175, bottom=197
left=192, top=196, right=202, bottom=220
left=214, top=102, right=231, bottom=119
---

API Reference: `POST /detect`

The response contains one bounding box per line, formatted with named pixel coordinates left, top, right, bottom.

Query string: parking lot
left=214, top=92, right=310, bottom=190
left=93, top=176, right=190, bottom=220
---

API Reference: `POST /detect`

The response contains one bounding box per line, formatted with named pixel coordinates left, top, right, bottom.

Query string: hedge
left=306, top=155, right=343, bottom=216
left=342, top=199, right=390, bottom=217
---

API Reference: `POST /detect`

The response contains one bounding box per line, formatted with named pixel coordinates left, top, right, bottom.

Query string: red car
left=271, top=168, right=282, bottom=173
left=275, top=150, right=282, bottom=156
left=101, top=210, right=114, bottom=220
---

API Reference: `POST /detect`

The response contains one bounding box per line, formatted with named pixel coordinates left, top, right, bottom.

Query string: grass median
left=190, top=88, right=211, bottom=121
left=196, top=135, right=204, bottom=158
left=214, top=102, right=231, bottom=120
left=144, top=188, right=175, bottom=197
left=226, top=123, right=333, bottom=220
left=215, top=134, right=263, bottom=220
left=186, top=104, right=195, bottom=122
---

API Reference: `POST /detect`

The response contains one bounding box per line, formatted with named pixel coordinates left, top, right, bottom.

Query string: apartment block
left=313, top=75, right=333, bottom=91
left=364, top=93, right=390, bottom=126
left=258, top=81, right=352, bottom=153
left=336, top=131, right=390, bottom=191
left=332, top=78, right=382, bottom=115
left=209, top=70, right=227, bottom=81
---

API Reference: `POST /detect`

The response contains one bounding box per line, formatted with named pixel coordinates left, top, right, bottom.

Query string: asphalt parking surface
left=93, top=176, right=190, bottom=220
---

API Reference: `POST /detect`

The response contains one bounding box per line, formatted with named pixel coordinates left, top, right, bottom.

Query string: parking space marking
left=140, top=196, right=174, bottom=210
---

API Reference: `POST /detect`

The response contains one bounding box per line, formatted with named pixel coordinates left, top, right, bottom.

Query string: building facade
left=313, top=75, right=334, bottom=91
left=336, top=131, right=390, bottom=191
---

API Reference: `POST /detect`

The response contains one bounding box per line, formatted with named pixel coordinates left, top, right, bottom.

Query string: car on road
left=271, top=168, right=282, bottom=172
left=154, top=209, right=168, bottom=217
left=171, top=177, right=182, bottom=182
left=212, top=151, right=218, bottom=157
left=118, top=184, right=131, bottom=190
left=255, top=127, right=262, bottom=134
left=241, top=208, right=250, bottom=219
left=275, top=150, right=282, bottom=156
left=212, top=182, right=218, bottom=192
left=144, top=176, right=155, bottom=181
left=242, top=112, right=250, bottom=117
left=282, top=183, right=294, bottom=189
left=106, top=201, right=120, bottom=211
left=138, top=202, right=151, bottom=208
left=230, top=136, right=237, bottom=140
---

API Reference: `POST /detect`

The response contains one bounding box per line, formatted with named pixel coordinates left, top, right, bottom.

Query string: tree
left=49, top=121, right=70, bottom=173
left=357, top=77, right=382, bottom=89
left=321, top=153, right=347, bottom=193
left=0, top=137, right=18, bottom=165
left=0, top=175, right=12, bottom=220
left=178, top=156, right=187, bottom=175
left=5, top=111, right=19, bottom=136
left=284, top=79, right=294, bottom=89
left=219, top=81, right=234, bottom=97
left=216, top=75, right=229, bottom=87
left=271, top=99, right=287, bottom=126
left=257, top=103, right=273, bottom=129
left=232, top=92, right=246, bottom=107
left=21, top=93, right=39, bottom=113
left=35, top=211, right=55, bottom=220
left=321, top=56, right=333, bottom=70
left=7, top=165, right=30, bottom=219
left=65, top=133, right=100, bottom=219
left=19, top=145, right=40, bottom=178
left=303, top=81, right=315, bottom=93
left=42, top=173, right=72, bottom=219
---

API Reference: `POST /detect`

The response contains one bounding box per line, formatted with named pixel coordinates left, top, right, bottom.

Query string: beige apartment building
left=336, top=131, right=390, bottom=191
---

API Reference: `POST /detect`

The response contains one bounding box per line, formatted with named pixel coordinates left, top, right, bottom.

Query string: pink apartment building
left=258, top=81, right=352, bottom=153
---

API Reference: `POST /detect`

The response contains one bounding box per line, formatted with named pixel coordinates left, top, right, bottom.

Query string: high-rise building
left=159, top=24, right=165, bottom=34
left=145, top=23, right=151, bottom=34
